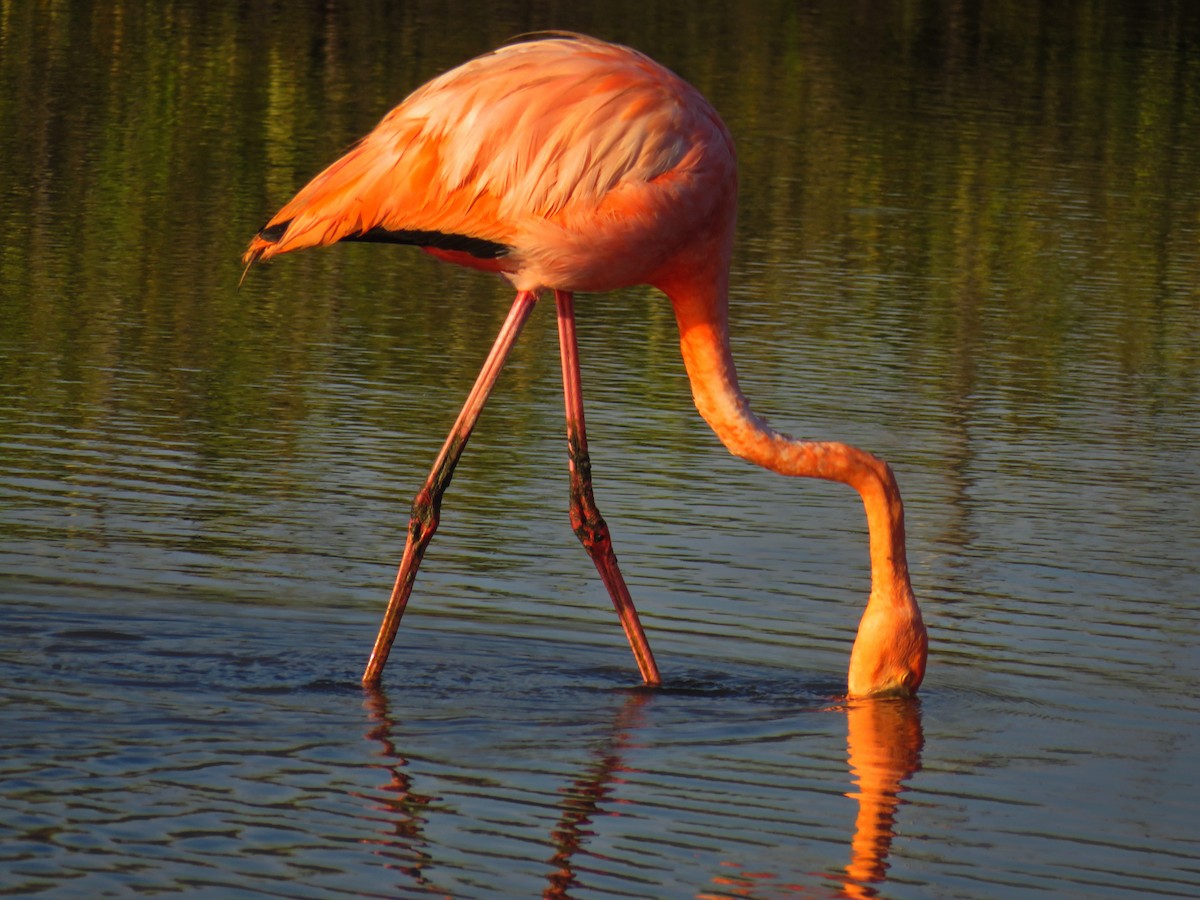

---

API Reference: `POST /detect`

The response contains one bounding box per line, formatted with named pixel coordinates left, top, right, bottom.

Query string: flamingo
left=243, top=34, right=927, bottom=698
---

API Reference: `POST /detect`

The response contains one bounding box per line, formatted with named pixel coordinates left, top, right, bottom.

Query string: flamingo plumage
left=244, top=34, right=927, bottom=698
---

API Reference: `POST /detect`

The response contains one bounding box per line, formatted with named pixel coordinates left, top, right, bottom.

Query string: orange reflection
left=840, top=697, right=924, bottom=898
left=359, top=684, right=651, bottom=898
left=698, top=697, right=924, bottom=899
left=359, top=686, right=922, bottom=899
left=357, top=687, right=449, bottom=896
left=544, top=691, right=651, bottom=899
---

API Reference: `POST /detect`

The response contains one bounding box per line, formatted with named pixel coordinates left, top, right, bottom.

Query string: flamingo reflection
left=840, top=698, right=924, bottom=898
left=359, top=689, right=450, bottom=896
left=544, top=692, right=651, bottom=899
left=360, top=685, right=651, bottom=898
left=699, top=698, right=924, bottom=899
left=359, top=689, right=922, bottom=898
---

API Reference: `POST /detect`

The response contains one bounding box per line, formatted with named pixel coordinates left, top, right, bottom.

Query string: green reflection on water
left=4, top=0, right=1195, bottom=436
left=1, top=0, right=1197, bottom=498
left=1, top=7, right=1198, bottom=896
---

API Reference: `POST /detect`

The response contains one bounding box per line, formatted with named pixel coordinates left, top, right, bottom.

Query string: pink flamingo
left=243, top=34, right=927, bottom=698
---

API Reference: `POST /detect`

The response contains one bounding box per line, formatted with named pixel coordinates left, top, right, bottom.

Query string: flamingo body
left=244, top=36, right=734, bottom=297
left=245, top=34, right=927, bottom=698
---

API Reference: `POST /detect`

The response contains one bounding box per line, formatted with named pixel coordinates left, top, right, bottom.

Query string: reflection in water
left=543, top=692, right=651, bottom=899
left=362, top=686, right=653, bottom=898
left=363, top=685, right=922, bottom=899
left=696, top=699, right=924, bottom=900
left=840, top=699, right=924, bottom=898
left=2, top=2, right=1198, bottom=896
left=359, top=689, right=448, bottom=896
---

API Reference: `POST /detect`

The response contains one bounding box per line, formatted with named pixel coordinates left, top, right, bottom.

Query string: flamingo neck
left=655, top=268, right=927, bottom=698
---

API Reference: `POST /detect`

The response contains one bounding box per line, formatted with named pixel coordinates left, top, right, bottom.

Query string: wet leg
left=363, top=290, right=539, bottom=685
left=555, top=290, right=661, bottom=686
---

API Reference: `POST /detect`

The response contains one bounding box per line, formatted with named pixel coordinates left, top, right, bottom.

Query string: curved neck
left=655, top=268, right=927, bottom=697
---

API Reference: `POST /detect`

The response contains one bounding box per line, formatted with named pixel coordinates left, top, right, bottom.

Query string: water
left=2, top=1, right=1199, bottom=896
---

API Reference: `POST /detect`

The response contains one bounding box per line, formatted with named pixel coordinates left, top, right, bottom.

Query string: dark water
left=2, top=1, right=1199, bottom=897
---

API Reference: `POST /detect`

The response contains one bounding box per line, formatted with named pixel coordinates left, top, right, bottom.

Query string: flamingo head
left=846, top=592, right=928, bottom=699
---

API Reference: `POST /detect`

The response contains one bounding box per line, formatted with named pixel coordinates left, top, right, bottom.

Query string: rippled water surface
left=2, top=1, right=1199, bottom=897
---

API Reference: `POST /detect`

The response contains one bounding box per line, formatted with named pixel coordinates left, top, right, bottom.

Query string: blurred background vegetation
left=1, top=0, right=1197, bottom=473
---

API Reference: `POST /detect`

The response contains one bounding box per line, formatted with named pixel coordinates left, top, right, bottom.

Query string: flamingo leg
left=363, top=289, right=540, bottom=685
left=554, top=290, right=662, bottom=686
